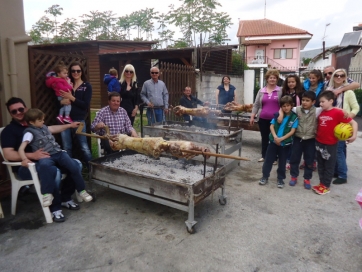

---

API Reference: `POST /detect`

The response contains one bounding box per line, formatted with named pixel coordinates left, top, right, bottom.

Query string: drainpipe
left=6, top=35, right=32, bottom=97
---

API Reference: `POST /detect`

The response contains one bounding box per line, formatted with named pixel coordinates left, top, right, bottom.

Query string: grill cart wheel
left=219, top=196, right=227, bottom=205
left=186, top=226, right=196, bottom=234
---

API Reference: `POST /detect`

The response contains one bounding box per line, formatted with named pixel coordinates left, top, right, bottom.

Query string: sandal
left=61, top=200, right=80, bottom=210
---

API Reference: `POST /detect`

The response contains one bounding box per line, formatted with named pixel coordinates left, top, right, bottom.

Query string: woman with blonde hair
left=119, top=64, right=139, bottom=125
left=250, top=69, right=283, bottom=162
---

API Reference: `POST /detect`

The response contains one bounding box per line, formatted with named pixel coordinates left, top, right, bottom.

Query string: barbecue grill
left=89, top=150, right=226, bottom=234
left=142, top=121, right=243, bottom=172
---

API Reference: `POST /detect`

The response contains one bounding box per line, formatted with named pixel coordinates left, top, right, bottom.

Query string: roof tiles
left=237, top=19, right=312, bottom=37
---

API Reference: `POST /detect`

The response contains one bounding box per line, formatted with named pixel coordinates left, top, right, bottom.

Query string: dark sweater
left=70, top=82, right=92, bottom=120
left=120, top=81, right=139, bottom=113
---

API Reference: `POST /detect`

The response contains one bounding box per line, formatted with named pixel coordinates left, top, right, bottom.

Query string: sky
left=23, top=0, right=362, bottom=51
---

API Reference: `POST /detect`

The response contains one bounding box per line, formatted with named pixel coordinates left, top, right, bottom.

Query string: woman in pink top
left=250, top=69, right=283, bottom=162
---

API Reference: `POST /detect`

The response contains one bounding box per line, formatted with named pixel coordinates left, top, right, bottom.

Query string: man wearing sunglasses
left=323, top=66, right=360, bottom=95
left=1, top=97, right=83, bottom=222
left=140, top=67, right=169, bottom=125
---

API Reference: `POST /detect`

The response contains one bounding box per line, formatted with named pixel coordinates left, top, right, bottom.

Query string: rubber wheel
left=90, top=192, right=97, bottom=202
left=186, top=226, right=196, bottom=234
left=219, top=198, right=227, bottom=205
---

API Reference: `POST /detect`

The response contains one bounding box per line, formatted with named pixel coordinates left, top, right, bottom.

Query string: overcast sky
left=23, top=0, right=362, bottom=50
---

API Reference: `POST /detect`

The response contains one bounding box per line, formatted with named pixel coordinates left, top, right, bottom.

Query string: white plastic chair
left=0, top=127, right=53, bottom=223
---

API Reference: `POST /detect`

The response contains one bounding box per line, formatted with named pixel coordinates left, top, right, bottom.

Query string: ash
left=102, top=154, right=214, bottom=184
left=158, top=124, right=231, bottom=135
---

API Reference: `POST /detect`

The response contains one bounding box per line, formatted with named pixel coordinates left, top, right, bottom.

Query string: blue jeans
left=290, top=137, right=315, bottom=180
left=262, top=142, right=290, bottom=180
left=335, top=140, right=347, bottom=179
left=17, top=159, right=82, bottom=212
left=146, top=108, right=164, bottom=125
left=60, top=120, right=92, bottom=166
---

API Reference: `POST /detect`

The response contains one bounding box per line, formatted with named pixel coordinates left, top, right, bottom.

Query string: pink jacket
left=46, top=73, right=73, bottom=96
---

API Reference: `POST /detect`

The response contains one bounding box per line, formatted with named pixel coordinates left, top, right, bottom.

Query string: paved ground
left=1, top=118, right=362, bottom=271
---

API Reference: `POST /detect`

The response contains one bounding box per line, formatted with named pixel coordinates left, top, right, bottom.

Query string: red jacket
left=46, top=74, right=72, bottom=96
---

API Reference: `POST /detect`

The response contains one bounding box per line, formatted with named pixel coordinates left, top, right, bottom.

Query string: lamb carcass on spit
left=108, top=134, right=209, bottom=159
left=224, top=102, right=253, bottom=112
left=173, top=105, right=221, bottom=117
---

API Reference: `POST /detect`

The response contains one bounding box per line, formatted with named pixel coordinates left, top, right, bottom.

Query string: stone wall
left=195, top=72, right=244, bottom=104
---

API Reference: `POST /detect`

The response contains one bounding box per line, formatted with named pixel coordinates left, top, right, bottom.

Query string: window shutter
left=286, top=49, right=293, bottom=59
left=274, top=49, right=280, bottom=59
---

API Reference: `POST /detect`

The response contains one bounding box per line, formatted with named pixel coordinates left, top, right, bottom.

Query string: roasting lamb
left=173, top=105, right=221, bottom=117
left=224, top=102, right=253, bottom=112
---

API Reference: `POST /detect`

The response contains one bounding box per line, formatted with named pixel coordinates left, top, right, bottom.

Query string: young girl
left=45, top=62, right=73, bottom=124
left=282, top=74, right=304, bottom=107
left=303, top=69, right=324, bottom=106
left=282, top=74, right=304, bottom=170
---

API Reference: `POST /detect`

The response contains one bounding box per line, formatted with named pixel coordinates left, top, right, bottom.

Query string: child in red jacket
left=46, top=62, right=73, bottom=124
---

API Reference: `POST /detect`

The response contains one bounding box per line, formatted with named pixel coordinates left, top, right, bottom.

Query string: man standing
left=1, top=97, right=82, bottom=222
left=179, top=86, right=209, bottom=122
left=91, top=92, right=138, bottom=155
left=323, top=65, right=360, bottom=94
left=140, top=67, right=169, bottom=125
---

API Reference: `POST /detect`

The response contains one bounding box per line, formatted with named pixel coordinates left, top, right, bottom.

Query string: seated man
left=91, top=92, right=139, bottom=155
left=179, top=86, right=209, bottom=122
left=1, top=97, right=82, bottom=222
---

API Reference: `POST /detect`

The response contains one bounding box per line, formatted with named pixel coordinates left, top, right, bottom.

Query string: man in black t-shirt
left=179, top=86, right=209, bottom=121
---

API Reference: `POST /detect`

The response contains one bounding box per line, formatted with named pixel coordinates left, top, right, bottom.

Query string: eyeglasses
left=125, top=70, right=134, bottom=74
left=335, top=74, right=346, bottom=78
left=323, top=72, right=333, bottom=77
left=10, top=107, right=25, bottom=115
left=151, top=72, right=159, bottom=74
left=71, top=69, right=82, bottom=74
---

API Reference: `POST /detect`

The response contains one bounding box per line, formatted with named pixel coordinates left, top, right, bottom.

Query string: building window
left=274, top=49, right=293, bottom=59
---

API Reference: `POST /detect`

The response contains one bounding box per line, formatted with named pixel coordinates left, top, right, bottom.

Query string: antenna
left=264, top=0, right=266, bottom=19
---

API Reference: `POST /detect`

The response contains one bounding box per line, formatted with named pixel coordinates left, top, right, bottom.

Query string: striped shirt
left=140, top=79, right=169, bottom=109
left=91, top=106, right=135, bottom=136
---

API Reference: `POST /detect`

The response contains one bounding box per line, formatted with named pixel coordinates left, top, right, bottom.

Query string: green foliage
left=231, top=51, right=248, bottom=75
left=354, top=89, right=362, bottom=104
left=28, top=3, right=232, bottom=47
left=302, top=57, right=312, bottom=66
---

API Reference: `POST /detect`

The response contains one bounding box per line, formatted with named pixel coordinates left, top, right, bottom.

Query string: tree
left=208, top=12, right=232, bottom=45
left=118, top=15, right=132, bottom=40
left=129, top=8, right=158, bottom=40
left=31, top=16, right=54, bottom=43
left=45, top=4, right=63, bottom=38
left=166, top=0, right=231, bottom=46
left=79, top=10, right=118, bottom=40
left=157, top=13, right=174, bottom=48
left=56, top=18, right=80, bottom=43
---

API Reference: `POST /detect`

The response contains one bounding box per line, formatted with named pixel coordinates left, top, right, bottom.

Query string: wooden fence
left=159, top=62, right=196, bottom=121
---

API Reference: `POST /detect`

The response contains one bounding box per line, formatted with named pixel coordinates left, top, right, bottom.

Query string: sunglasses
left=71, top=69, right=82, bottom=74
left=335, top=74, right=346, bottom=78
left=151, top=72, right=159, bottom=74
left=10, top=107, right=25, bottom=115
left=125, top=70, right=134, bottom=74
left=323, top=72, right=333, bottom=77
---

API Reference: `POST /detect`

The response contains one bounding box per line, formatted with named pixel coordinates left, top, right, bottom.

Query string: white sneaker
left=42, top=194, right=54, bottom=207
left=79, top=190, right=93, bottom=202
left=258, top=158, right=264, bottom=162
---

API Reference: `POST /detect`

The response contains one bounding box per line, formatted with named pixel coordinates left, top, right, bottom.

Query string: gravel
left=102, top=154, right=214, bottom=184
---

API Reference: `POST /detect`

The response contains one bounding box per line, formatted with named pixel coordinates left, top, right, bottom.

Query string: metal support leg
left=218, top=184, right=227, bottom=205
left=185, top=191, right=197, bottom=234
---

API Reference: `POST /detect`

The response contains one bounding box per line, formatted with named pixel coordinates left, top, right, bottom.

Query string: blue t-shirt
left=270, top=115, right=298, bottom=146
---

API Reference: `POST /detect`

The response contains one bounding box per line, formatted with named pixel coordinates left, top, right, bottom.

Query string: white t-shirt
left=22, top=132, right=34, bottom=143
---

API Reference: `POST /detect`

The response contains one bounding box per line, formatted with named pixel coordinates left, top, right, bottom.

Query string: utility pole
left=322, top=23, right=331, bottom=60
left=264, top=0, right=266, bottom=19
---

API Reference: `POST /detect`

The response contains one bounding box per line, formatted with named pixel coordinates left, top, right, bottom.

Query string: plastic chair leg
left=32, top=175, right=53, bottom=224
left=11, top=181, right=20, bottom=215
left=0, top=202, right=4, bottom=218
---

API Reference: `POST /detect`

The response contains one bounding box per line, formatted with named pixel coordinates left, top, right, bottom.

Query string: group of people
left=252, top=66, right=360, bottom=195
left=1, top=63, right=171, bottom=223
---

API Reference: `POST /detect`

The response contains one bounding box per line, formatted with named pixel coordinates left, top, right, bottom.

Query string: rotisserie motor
left=173, top=105, right=222, bottom=117
left=224, top=102, right=253, bottom=112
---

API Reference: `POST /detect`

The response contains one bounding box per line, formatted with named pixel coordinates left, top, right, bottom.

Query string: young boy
left=103, top=67, right=121, bottom=94
left=259, top=96, right=298, bottom=188
left=289, top=92, right=321, bottom=189
left=313, top=91, right=358, bottom=195
left=18, top=109, right=93, bottom=208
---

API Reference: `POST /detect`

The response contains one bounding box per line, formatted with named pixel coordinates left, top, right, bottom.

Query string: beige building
left=0, top=0, right=31, bottom=126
